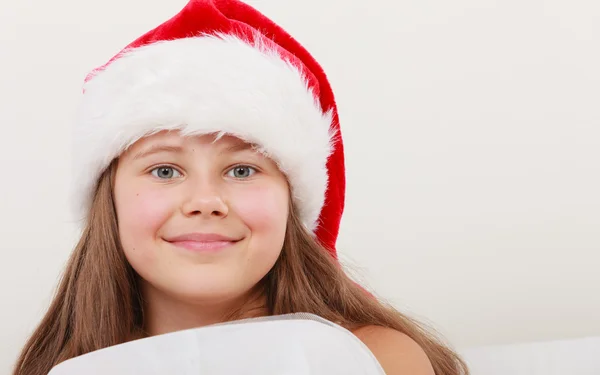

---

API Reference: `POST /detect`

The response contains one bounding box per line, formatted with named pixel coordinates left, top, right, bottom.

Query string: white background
left=1, top=0, right=599, bottom=373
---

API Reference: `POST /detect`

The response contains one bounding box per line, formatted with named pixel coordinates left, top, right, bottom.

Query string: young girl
left=13, top=1, right=468, bottom=374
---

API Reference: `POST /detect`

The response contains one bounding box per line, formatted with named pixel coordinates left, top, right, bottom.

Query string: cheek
left=115, top=184, right=174, bottom=255
left=230, top=184, right=289, bottom=235
left=229, top=183, right=288, bottom=280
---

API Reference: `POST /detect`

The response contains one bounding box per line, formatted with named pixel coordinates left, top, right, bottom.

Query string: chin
left=161, top=273, right=258, bottom=304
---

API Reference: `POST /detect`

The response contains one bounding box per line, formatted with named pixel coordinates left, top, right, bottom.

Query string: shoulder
left=352, top=325, right=435, bottom=375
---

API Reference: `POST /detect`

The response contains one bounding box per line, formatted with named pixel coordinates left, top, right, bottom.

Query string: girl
left=13, top=1, right=468, bottom=374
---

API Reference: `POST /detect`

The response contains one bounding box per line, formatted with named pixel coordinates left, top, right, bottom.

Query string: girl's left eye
left=150, top=166, right=182, bottom=179
left=227, top=165, right=257, bottom=179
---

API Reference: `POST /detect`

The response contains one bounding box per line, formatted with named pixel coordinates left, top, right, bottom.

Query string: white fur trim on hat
left=72, top=34, right=334, bottom=231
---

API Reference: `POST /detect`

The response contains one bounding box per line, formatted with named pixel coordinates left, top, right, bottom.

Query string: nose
left=181, top=181, right=229, bottom=219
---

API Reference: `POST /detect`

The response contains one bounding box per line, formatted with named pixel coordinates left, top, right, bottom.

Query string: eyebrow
left=220, top=142, right=256, bottom=154
left=131, top=141, right=258, bottom=161
left=132, top=145, right=184, bottom=160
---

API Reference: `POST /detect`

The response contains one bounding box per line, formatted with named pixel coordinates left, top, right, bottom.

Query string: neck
left=141, top=282, right=269, bottom=337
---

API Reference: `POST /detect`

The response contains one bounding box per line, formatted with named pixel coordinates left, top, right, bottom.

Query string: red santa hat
left=73, top=0, right=345, bottom=256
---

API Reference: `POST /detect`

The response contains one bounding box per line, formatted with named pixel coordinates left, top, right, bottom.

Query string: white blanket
left=48, top=313, right=385, bottom=375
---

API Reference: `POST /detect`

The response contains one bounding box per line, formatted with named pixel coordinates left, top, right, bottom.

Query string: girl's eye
left=227, top=165, right=257, bottom=179
left=150, top=166, right=182, bottom=179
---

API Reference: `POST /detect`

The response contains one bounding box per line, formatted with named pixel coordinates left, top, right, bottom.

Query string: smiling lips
left=164, top=233, right=241, bottom=252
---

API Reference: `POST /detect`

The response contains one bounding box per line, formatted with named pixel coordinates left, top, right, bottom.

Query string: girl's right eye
left=150, top=166, right=182, bottom=179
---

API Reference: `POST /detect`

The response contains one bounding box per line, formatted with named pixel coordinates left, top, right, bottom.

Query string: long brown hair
left=13, top=161, right=468, bottom=375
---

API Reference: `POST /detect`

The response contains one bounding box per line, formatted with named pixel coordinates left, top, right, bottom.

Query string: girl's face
left=114, top=131, right=289, bottom=305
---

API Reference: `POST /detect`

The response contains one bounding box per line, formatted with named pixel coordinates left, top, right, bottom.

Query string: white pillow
left=461, top=335, right=600, bottom=375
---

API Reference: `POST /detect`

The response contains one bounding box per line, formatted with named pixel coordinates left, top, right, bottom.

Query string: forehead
left=125, top=131, right=256, bottom=154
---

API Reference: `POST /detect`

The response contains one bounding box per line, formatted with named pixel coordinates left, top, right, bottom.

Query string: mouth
left=163, top=233, right=243, bottom=253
